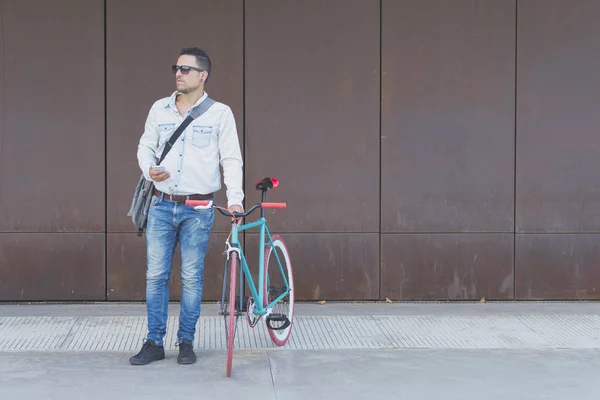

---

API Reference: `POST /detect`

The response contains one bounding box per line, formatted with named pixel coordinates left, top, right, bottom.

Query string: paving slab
left=2, top=300, right=600, bottom=317
left=0, top=350, right=275, bottom=400
left=267, top=348, right=600, bottom=400
left=1, top=302, right=600, bottom=352
left=1, top=349, right=599, bottom=400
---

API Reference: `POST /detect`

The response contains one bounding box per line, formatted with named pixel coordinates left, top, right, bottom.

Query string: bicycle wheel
left=263, top=235, right=294, bottom=345
left=225, top=252, right=238, bottom=377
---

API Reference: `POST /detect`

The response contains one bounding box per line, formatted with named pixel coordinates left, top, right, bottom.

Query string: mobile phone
left=151, top=165, right=166, bottom=173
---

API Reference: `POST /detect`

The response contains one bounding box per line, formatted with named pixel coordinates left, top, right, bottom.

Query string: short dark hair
left=180, top=47, right=211, bottom=82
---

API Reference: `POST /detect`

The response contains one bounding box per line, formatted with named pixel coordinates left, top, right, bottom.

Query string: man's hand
left=149, top=167, right=170, bottom=182
left=229, top=204, right=244, bottom=214
left=228, top=204, right=244, bottom=224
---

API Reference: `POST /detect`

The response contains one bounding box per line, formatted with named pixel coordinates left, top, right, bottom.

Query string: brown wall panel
left=245, top=0, right=380, bottom=233
left=245, top=233, right=379, bottom=301
left=381, top=0, right=515, bottom=233
left=0, top=234, right=105, bottom=301
left=516, top=1, right=600, bottom=232
left=0, top=0, right=104, bottom=232
left=381, top=234, right=514, bottom=300
left=107, top=0, right=243, bottom=233
left=515, top=234, right=600, bottom=300
left=3, top=1, right=598, bottom=303
left=107, top=233, right=240, bottom=301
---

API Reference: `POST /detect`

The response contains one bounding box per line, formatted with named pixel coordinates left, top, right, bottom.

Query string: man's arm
left=137, top=110, right=159, bottom=181
left=218, top=106, right=244, bottom=209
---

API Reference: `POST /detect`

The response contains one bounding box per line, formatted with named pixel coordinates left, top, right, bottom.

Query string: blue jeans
left=145, top=194, right=214, bottom=346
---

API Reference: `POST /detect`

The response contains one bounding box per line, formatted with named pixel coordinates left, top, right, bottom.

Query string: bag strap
left=157, top=97, right=216, bottom=165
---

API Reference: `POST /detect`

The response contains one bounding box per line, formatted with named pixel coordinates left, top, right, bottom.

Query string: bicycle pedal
left=265, top=313, right=291, bottom=330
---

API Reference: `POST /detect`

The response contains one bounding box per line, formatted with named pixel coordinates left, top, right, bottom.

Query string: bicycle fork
left=220, top=242, right=246, bottom=317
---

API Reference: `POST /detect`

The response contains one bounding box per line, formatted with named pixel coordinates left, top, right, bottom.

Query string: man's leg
left=130, top=196, right=177, bottom=365
left=176, top=205, right=214, bottom=364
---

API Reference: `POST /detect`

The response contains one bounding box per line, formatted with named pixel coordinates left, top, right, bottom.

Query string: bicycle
left=186, top=177, right=294, bottom=377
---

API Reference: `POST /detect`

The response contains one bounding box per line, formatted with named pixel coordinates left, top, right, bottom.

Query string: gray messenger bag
left=127, top=97, right=215, bottom=236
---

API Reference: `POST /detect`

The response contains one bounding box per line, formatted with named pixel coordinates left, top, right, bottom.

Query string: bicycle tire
left=264, top=235, right=294, bottom=346
left=226, top=253, right=238, bottom=377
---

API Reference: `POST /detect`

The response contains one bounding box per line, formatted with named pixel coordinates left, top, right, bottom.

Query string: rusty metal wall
left=244, top=0, right=381, bottom=300
left=0, top=0, right=105, bottom=301
left=1, top=0, right=599, bottom=302
left=380, top=0, right=516, bottom=300
left=515, top=0, right=600, bottom=299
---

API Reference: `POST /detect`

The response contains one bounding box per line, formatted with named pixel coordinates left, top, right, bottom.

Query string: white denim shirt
left=137, top=91, right=244, bottom=207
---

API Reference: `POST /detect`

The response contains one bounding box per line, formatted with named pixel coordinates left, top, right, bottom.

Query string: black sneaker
left=177, top=338, right=196, bottom=364
left=129, top=339, right=165, bottom=365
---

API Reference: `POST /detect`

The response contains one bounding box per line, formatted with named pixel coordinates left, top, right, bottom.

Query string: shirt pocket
left=192, top=125, right=212, bottom=148
left=158, top=123, right=176, bottom=136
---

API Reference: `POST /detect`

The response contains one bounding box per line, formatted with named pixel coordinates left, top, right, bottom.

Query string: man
left=129, top=47, right=244, bottom=365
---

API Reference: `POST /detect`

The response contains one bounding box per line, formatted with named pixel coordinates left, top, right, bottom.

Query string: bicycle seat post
left=261, top=189, right=267, bottom=219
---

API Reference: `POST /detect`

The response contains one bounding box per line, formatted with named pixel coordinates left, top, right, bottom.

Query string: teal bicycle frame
left=188, top=178, right=291, bottom=377
left=227, top=211, right=290, bottom=316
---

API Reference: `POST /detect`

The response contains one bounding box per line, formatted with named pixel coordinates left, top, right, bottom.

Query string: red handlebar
left=185, top=200, right=210, bottom=207
left=261, top=202, right=286, bottom=209
left=184, top=200, right=286, bottom=209
left=185, top=200, right=287, bottom=208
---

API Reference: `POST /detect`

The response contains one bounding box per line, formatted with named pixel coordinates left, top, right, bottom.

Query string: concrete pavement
left=1, top=301, right=599, bottom=399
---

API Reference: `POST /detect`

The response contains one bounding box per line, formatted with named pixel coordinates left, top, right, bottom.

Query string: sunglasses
left=172, top=65, right=204, bottom=74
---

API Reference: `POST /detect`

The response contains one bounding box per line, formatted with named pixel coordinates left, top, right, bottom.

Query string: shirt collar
left=166, top=90, right=208, bottom=115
